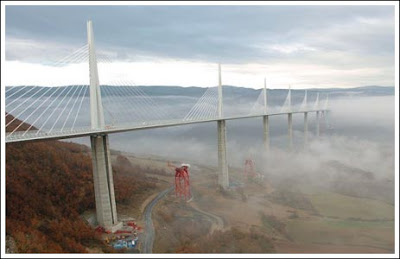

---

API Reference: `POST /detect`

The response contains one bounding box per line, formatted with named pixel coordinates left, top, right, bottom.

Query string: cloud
left=5, top=36, right=86, bottom=63
left=302, top=15, right=394, bottom=55
left=5, top=5, right=394, bottom=60
left=5, top=61, right=89, bottom=86
left=4, top=58, right=394, bottom=89
left=101, top=95, right=394, bottom=199
left=266, top=43, right=317, bottom=54
left=80, top=95, right=393, bottom=162
left=4, top=5, right=395, bottom=88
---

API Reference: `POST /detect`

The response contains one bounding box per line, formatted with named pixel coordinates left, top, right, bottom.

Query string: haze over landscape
left=2, top=2, right=397, bottom=257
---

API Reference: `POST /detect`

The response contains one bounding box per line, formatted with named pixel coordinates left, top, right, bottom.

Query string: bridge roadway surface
left=6, top=109, right=327, bottom=143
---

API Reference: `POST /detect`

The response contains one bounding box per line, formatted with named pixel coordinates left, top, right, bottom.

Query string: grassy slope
left=286, top=191, right=394, bottom=252
left=308, top=192, right=394, bottom=220
left=286, top=218, right=394, bottom=251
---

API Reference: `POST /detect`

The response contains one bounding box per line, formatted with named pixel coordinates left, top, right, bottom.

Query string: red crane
left=167, top=162, right=191, bottom=200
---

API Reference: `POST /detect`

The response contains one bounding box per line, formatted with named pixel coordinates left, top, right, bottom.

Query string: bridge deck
left=6, top=109, right=328, bottom=143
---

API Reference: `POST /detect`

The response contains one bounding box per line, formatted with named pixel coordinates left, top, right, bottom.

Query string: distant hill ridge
left=5, top=85, right=394, bottom=99
left=138, top=85, right=394, bottom=97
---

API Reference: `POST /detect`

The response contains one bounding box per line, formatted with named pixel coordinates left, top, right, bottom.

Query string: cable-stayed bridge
left=5, top=21, right=329, bottom=232
left=5, top=64, right=328, bottom=143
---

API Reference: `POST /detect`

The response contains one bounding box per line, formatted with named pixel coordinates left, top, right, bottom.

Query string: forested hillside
left=6, top=115, right=157, bottom=253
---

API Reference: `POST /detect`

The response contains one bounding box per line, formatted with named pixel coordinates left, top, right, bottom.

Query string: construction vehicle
left=112, top=239, right=136, bottom=249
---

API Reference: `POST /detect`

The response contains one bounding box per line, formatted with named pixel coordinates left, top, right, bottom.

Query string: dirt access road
left=189, top=202, right=224, bottom=235
left=141, top=186, right=225, bottom=253
left=141, top=186, right=174, bottom=253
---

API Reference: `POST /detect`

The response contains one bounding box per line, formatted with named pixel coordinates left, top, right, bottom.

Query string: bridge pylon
left=288, top=113, right=293, bottom=150
left=303, top=90, right=309, bottom=147
left=87, top=20, right=120, bottom=231
left=217, top=64, right=229, bottom=189
left=263, top=77, right=270, bottom=153
left=304, top=111, right=308, bottom=146
left=287, top=85, right=293, bottom=150
left=315, top=93, right=320, bottom=137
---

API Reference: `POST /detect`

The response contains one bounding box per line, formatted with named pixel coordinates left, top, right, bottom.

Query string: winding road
left=142, top=186, right=173, bottom=253
left=189, top=202, right=224, bottom=235
left=141, top=186, right=224, bottom=253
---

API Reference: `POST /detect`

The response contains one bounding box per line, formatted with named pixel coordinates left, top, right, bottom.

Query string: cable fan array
left=280, top=87, right=292, bottom=113
left=313, top=93, right=320, bottom=110
left=5, top=43, right=330, bottom=143
left=97, top=56, right=173, bottom=127
left=183, top=87, right=219, bottom=121
left=5, top=44, right=91, bottom=138
left=247, top=87, right=328, bottom=115
left=248, top=90, right=266, bottom=115
left=299, top=90, right=309, bottom=111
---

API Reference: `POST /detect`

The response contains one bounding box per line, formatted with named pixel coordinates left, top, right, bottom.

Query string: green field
left=286, top=218, right=394, bottom=252
left=286, top=191, right=394, bottom=252
left=308, top=192, right=394, bottom=220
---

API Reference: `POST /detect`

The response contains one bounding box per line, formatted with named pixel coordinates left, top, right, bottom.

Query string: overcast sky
left=4, top=4, right=396, bottom=89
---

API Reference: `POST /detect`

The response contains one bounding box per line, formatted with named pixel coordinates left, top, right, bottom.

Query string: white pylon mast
left=87, top=20, right=105, bottom=130
left=315, top=92, right=320, bottom=110
left=304, top=90, right=308, bottom=109
left=218, top=63, right=223, bottom=118
left=263, top=77, right=268, bottom=114
left=324, top=94, right=329, bottom=110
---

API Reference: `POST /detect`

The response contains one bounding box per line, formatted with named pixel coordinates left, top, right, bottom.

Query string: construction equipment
left=112, top=239, right=136, bottom=249
left=244, top=158, right=264, bottom=181
left=94, top=225, right=111, bottom=234
left=167, top=162, right=191, bottom=200
left=244, top=159, right=257, bottom=178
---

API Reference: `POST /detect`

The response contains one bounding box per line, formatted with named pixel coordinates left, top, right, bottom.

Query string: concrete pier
left=90, top=134, right=119, bottom=229
left=262, top=78, right=269, bottom=152
left=263, top=115, right=269, bottom=152
left=217, top=64, right=229, bottom=189
left=217, top=120, right=229, bottom=189
left=88, top=20, right=120, bottom=230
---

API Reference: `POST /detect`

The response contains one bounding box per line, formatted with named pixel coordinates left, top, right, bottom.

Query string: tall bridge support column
left=217, top=120, right=229, bottom=189
left=217, top=64, right=229, bottom=189
left=263, top=115, right=269, bottom=152
left=90, top=134, right=119, bottom=230
left=262, top=78, right=269, bottom=153
left=304, top=112, right=308, bottom=146
left=87, top=20, right=120, bottom=230
left=316, top=111, right=320, bottom=137
left=288, top=113, right=293, bottom=150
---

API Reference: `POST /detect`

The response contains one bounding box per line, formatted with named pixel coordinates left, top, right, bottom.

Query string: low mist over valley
left=4, top=3, right=397, bottom=256
left=5, top=84, right=395, bottom=253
